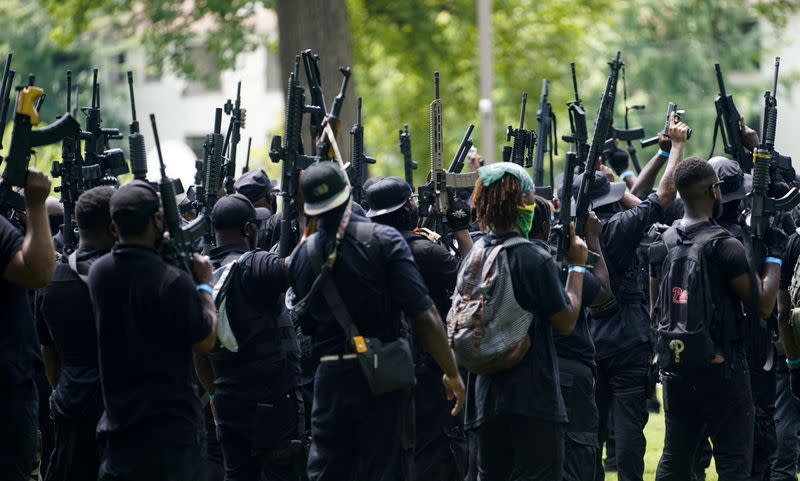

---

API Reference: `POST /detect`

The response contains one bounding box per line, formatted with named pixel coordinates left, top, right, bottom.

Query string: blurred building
left=102, top=8, right=284, bottom=187
left=769, top=14, right=800, bottom=166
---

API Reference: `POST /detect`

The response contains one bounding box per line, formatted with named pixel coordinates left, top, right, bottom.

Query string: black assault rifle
left=127, top=71, right=147, bottom=181
left=503, top=92, right=535, bottom=169
left=605, top=53, right=645, bottom=145
left=349, top=96, right=375, bottom=206
left=302, top=49, right=326, bottom=153
left=562, top=63, right=590, bottom=172
left=535, top=79, right=557, bottom=192
left=318, top=67, right=351, bottom=160
left=399, top=124, right=417, bottom=189
left=203, top=108, right=225, bottom=247
left=222, top=81, right=244, bottom=194
left=713, top=63, right=751, bottom=172
left=80, top=68, right=127, bottom=188
left=150, top=113, right=207, bottom=272
left=269, top=56, right=323, bottom=257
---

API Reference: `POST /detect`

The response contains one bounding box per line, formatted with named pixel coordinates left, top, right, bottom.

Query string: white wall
left=766, top=14, right=800, bottom=168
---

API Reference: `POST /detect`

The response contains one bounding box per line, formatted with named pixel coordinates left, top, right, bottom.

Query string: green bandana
left=516, top=204, right=535, bottom=239
left=478, top=162, right=535, bottom=194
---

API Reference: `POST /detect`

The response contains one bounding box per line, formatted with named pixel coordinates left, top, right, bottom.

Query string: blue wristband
left=787, top=357, right=800, bottom=368
left=658, top=149, right=670, bottom=158
left=765, top=257, right=783, bottom=266
left=568, top=265, right=588, bottom=274
left=196, top=283, right=214, bottom=296
left=621, top=170, right=635, bottom=180
left=208, top=393, right=215, bottom=402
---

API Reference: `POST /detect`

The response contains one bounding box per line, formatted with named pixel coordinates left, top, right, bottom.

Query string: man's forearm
left=757, top=264, right=781, bottom=318
left=453, top=229, right=473, bottom=258
left=631, top=153, right=665, bottom=199
left=656, top=144, right=683, bottom=209
left=21, top=202, right=56, bottom=286
left=411, top=306, right=459, bottom=377
left=193, top=353, right=216, bottom=394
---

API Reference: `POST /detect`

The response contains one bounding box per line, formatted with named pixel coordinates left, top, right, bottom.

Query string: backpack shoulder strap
left=480, top=236, right=527, bottom=282
left=67, top=251, right=89, bottom=284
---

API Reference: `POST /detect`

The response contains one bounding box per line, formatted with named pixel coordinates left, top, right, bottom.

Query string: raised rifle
left=417, top=71, right=477, bottom=235
left=641, top=102, right=692, bottom=148
left=318, top=67, right=351, bottom=160
left=269, top=56, right=324, bottom=257
left=562, top=63, right=590, bottom=172
left=503, top=92, right=535, bottom=169
left=713, top=63, right=751, bottom=172
left=604, top=54, right=645, bottom=151
left=1, top=75, right=81, bottom=211
left=241, top=137, right=252, bottom=175
left=204, top=109, right=225, bottom=247
left=0, top=53, right=14, bottom=152
left=127, top=71, right=147, bottom=181
left=399, top=124, right=417, bottom=189
left=222, top=81, right=244, bottom=194
left=302, top=49, right=327, bottom=153
left=621, top=66, right=645, bottom=173
left=52, top=70, right=86, bottom=254
left=555, top=151, right=577, bottom=263
left=349, top=97, right=375, bottom=206
left=448, top=124, right=474, bottom=174
left=150, top=113, right=207, bottom=272
left=574, top=75, right=615, bottom=238
left=535, top=79, right=557, bottom=191
left=80, top=68, right=127, bottom=188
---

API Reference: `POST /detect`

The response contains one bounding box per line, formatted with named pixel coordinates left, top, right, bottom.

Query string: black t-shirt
left=464, top=233, right=569, bottom=428
left=553, top=268, right=601, bottom=365
left=591, top=193, right=664, bottom=359
left=36, top=245, right=109, bottom=418
left=0, top=216, right=41, bottom=386
left=208, top=243, right=299, bottom=400
left=781, top=232, right=800, bottom=290
left=88, top=244, right=212, bottom=440
left=401, top=230, right=460, bottom=318
left=289, top=212, right=433, bottom=358
left=649, top=221, right=750, bottom=348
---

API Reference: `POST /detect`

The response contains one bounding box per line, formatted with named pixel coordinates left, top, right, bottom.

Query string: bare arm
left=41, top=345, right=61, bottom=388
left=730, top=264, right=781, bottom=319
left=453, top=229, right=473, bottom=258
left=549, top=223, right=588, bottom=335
left=192, top=292, right=218, bottom=354
left=584, top=213, right=610, bottom=307
left=193, top=353, right=216, bottom=394
left=656, top=114, right=690, bottom=212
left=3, top=170, right=56, bottom=289
left=411, top=305, right=465, bottom=415
left=631, top=152, right=667, bottom=199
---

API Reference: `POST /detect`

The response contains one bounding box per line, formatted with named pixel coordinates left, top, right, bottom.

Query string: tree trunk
left=275, top=0, right=356, bottom=163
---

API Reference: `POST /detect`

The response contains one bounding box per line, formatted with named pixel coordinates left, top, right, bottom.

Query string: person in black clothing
left=559, top=112, right=686, bottom=481
left=87, top=180, right=219, bottom=481
left=366, top=176, right=472, bottom=481
left=194, top=193, right=302, bottom=481
left=465, top=162, right=588, bottom=480
left=530, top=196, right=611, bottom=481
left=35, top=186, right=116, bottom=481
left=651, top=157, right=783, bottom=481
left=0, top=169, right=57, bottom=481
left=288, top=162, right=465, bottom=481
left=774, top=231, right=800, bottom=480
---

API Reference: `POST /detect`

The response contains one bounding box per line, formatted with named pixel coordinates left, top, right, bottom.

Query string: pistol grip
left=16, top=86, right=45, bottom=125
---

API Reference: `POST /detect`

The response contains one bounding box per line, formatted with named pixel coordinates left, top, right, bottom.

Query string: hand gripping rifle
left=52, top=70, right=87, bottom=254
left=535, top=79, right=558, bottom=191
left=348, top=97, right=375, bottom=206
left=150, top=113, right=207, bottom=272
left=318, top=67, right=351, bottom=160
left=127, top=71, right=147, bottom=181
left=555, top=151, right=577, bottom=263
left=417, top=71, right=477, bottom=235
left=2, top=73, right=81, bottom=211
left=80, top=68, right=127, bottom=188
left=302, top=49, right=327, bottom=154
left=562, top=63, right=590, bottom=172
left=503, top=92, right=536, bottom=169
left=269, top=56, right=323, bottom=257
left=641, top=102, right=692, bottom=148
left=713, top=63, right=751, bottom=172
left=399, top=124, right=417, bottom=189
left=222, top=81, right=245, bottom=194
left=574, top=75, right=615, bottom=239
left=203, top=108, right=225, bottom=247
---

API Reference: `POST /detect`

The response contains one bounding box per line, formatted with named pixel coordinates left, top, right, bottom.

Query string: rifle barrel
left=127, top=71, right=137, bottom=122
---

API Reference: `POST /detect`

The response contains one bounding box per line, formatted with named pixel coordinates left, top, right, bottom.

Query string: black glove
left=446, top=195, right=471, bottom=231
left=790, top=368, right=800, bottom=401
left=765, top=225, right=789, bottom=259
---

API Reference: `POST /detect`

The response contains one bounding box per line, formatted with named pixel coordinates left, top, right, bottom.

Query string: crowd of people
left=2, top=80, right=800, bottom=481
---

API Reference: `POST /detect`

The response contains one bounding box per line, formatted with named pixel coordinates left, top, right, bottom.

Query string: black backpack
left=652, top=224, right=730, bottom=375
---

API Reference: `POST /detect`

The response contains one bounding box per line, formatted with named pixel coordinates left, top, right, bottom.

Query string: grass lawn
left=603, top=387, right=718, bottom=481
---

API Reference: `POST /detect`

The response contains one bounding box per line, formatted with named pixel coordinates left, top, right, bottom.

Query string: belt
left=320, top=353, right=357, bottom=362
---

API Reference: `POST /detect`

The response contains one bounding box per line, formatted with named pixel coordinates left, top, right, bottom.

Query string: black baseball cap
left=708, top=156, right=752, bottom=203
left=211, top=193, right=257, bottom=229
left=301, top=162, right=351, bottom=216
left=110, top=180, right=160, bottom=220
left=556, top=171, right=626, bottom=215
left=365, top=176, right=412, bottom=217
left=235, top=170, right=271, bottom=204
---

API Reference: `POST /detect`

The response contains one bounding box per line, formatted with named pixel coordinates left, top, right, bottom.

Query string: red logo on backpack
left=672, top=287, right=688, bottom=304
